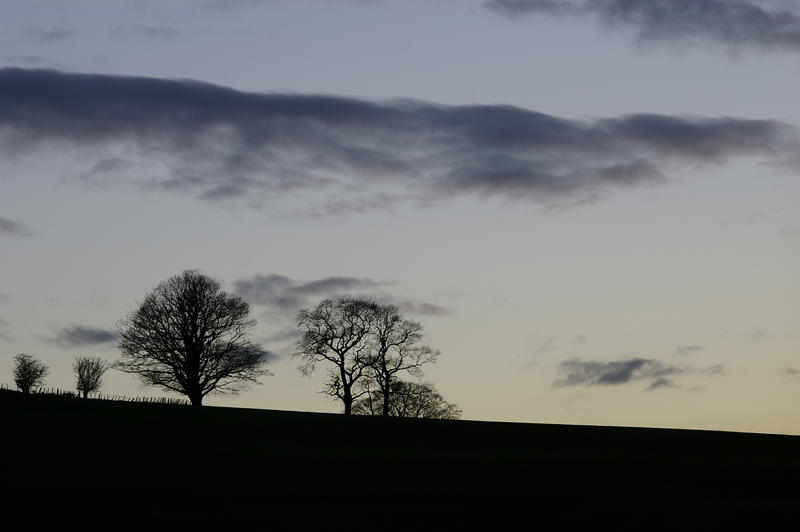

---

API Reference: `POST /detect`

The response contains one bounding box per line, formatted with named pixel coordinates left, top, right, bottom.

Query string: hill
left=3, top=389, right=799, bottom=525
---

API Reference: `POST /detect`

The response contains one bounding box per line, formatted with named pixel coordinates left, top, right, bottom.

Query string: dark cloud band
left=0, top=216, right=30, bottom=237
left=1, top=68, right=795, bottom=213
left=49, top=326, right=118, bottom=348
left=234, top=273, right=446, bottom=317
left=556, top=357, right=723, bottom=390
left=234, top=274, right=386, bottom=312
left=487, top=0, right=800, bottom=52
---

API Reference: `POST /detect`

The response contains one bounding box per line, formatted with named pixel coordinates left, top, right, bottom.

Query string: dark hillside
left=3, top=389, right=799, bottom=525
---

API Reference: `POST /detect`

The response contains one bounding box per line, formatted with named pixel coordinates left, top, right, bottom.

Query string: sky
left=1, top=0, right=798, bottom=434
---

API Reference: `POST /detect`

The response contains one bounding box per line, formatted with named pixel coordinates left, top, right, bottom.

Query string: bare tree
left=294, top=297, right=378, bottom=415
left=353, top=380, right=461, bottom=419
left=73, top=356, right=109, bottom=398
left=115, top=270, right=272, bottom=406
left=13, top=353, right=49, bottom=394
left=366, top=304, right=439, bottom=416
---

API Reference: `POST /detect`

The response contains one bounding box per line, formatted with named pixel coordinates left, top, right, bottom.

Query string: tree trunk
left=189, top=392, right=203, bottom=407
left=381, top=387, right=390, bottom=417
left=82, top=390, right=88, bottom=399
left=343, top=386, right=352, bottom=416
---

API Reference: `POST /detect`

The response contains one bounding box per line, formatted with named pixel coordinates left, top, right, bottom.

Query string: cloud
left=0, top=216, right=31, bottom=237
left=234, top=273, right=447, bottom=355
left=372, top=296, right=450, bottom=317
left=1, top=68, right=796, bottom=215
left=24, top=27, right=76, bottom=44
left=781, top=227, right=800, bottom=238
left=234, top=274, right=386, bottom=312
left=555, top=357, right=723, bottom=389
left=2, top=56, right=61, bottom=68
left=200, top=0, right=379, bottom=10
left=486, top=0, right=800, bottom=53
left=647, top=377, right=678, bottom=390
left=0, top=317, right=11, bottom=342
left=111, top=26, right=181, bottom=40
left=234, top=273, right=447, bottom=318
left=534, top=335, right=559, bottom=355
left=48, top=326, right=117, bottom=348
left=556, top=358, right=684, bottom=387
left=264, top=327, right=303, bottom=343
left=784, top=367, right=800, bottom=378
left=675, top=344, right=703, bottom=355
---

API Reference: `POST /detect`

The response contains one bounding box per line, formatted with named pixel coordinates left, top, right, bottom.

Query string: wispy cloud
left=556, top=358, right=684, bottom=387
left=234, top=273, right=447, bottom=317
left=534, top=335, right=559, bottom=356
left=0, top=317, right=11, bottom=342
left=1, top=68, right=796, bottom=215
left=47, top=325, right=117, bottom=349
left=24, top=26, right=76, bottom=44
left=0, top=216, right=31, bottom=237
left=555, top=357, right=723, bottom=390
left=647, top=377, right=679, bottom=390
left=235, top=274, right=386, bottom=312
left=675, top=345, right=703, bottom=355
left=235, top=272, right=447, bottom=356
left=200, top=0, right=379, bottom=10
left=2, top=55, right=61, bottom=68
left=487, top=0, right=800, bottom=53
left=111, top=26, right=181, bottom=40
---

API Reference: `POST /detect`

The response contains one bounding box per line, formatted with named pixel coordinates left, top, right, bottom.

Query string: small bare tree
left=366, top=304, right=439, bottom=416
left=295, top=297, right=378, bottom=415
left=73, top=356, right=109, bottom=398
left=353, top=380, right=461, bottom=419
left=116, top=270, right=272, bottom=406
left=13, top=353, right=49, bottom=394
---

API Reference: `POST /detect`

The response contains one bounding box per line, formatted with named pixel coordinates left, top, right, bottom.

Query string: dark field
left=3, top=389, right=799, bottom=525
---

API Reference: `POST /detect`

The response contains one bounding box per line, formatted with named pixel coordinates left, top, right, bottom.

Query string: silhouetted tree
left=73, top=356, right=109, bottom=398
left=13, top=353, right=49, bottom=394
left=352, top=380, right=461, bottom=419
left=295, top=297, right=379, bottom=415
left=366, top=304, right=439, bottom=416
left=115, top=270, right=272, bottom=406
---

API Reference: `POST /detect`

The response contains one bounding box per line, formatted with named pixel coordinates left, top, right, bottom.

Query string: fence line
left=2, top=385, right=189, bottom=406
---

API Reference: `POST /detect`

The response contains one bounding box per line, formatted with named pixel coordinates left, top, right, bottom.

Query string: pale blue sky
left=1, top=0, right=798, bottom=433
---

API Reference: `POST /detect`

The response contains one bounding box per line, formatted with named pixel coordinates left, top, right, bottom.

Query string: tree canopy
left=116, top=270, right=272, bottom=406
left=13, top=353, right=49, bottom=394
left=295, top=297, right=440, bottom=416
left=73, top=356, right=109, bottom=399
left=352, top=380, right=461, bottom=419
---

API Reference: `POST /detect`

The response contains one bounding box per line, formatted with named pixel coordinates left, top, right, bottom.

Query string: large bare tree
left=294, top=297, right=378, bottom=415
left=366, top=304, right=439, bottom=416
left=13, top=353, right=49, bottom=394
left=73, top=355, right=109, bottom=398
left=116, top=270, right=272, bottom=406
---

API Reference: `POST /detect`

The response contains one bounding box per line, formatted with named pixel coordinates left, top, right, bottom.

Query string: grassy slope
left=3, top=389, right=799, bottom=524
